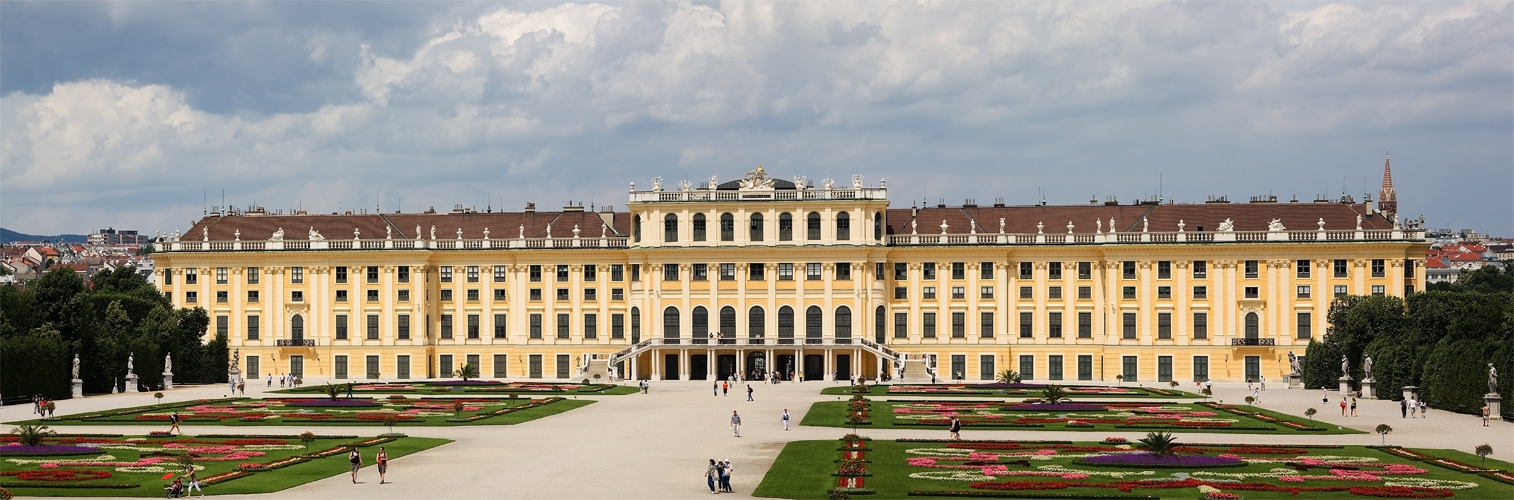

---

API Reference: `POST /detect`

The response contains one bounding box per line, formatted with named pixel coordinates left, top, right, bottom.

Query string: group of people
left=347, top=447, right=390, bottom=484
left=1401, top=396, right=1428, bottom=418
left=29, top=394, right=54, bottom=417
left=710, top=381, right=756, bottom=401
left=704, top=458, right=736, bottom=493
left=267, top=373, right=298, bottom=387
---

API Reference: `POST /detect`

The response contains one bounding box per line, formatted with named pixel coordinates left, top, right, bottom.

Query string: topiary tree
left=1375, top=424, right=1392, bottom=446
left=1169, top=381, right=1180, bottom=389
left=1304, top=408, right=1318, bottom=420
left=1475, top=443, right=1493, bottom=467
left=9, top=425, right=54, bottom=447
left=1115, top=374, right=1124, bottom=385
left=154, top=392, right=164, bottom=403
left=299, top=431, right=317, bottom=455
left=383, top=415, right=398, bottom=435
left=1244, top=396, right=1255, bottom=408
left=1137, top=431, right=1178, bottom=457
left=455, top=363, right=479, bottom=381
left=1041, top=384, right=1069, bottom=405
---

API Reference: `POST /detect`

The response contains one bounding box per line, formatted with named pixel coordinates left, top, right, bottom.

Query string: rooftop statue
left=308, top=227, right=325, bottom=240
left=1218, top=219, right=1234, bottom=232
left=1268, top=218, right=1286, bottom=231
left=270, top=228, right=285, bottom=241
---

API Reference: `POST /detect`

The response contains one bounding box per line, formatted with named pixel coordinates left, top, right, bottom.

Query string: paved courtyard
left=4, top=379, right=1510, bottom=499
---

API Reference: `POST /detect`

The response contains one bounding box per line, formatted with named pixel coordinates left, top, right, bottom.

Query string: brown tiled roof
left=885, top=202, right=1388, bottom=234
left=187, top=211, right=627, bottom=241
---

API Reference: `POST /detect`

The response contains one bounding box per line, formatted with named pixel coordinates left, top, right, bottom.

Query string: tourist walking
left=730, top=411, right=742, bottom=437
left=1253, top=388, right=1261, bottom=404
left=169, top=411, right=183, bottom=435
left=348, top=448, right=362, bottom=483
left=1322, top=388, right=1329, bottom=403
left=1349, top=397, right=1358, bottom=416
left=713, top=381, right=719, bottom=396
left=722, top=381, right=729, bottom=396
left=1482, top=404, right=1491, bottom=426
left=184, top=465, right=203, bottom=497
left=267, top=374, right=272, bottom=387
left=1260, top=375, right=1267, bottom=391
left=346, top=382, right=354, bottom=398
left=1419, top=400, right=1427, bottom=418
left=781, top=409, right=790, bottom=430
left=279, top=374, right=285, bottom=387
left=1409, top=396, right=1418, bottom=418
left=376, top=446, right=388, bottom=484
left=1400, top=398, right=1408, bottom=418
left=1340, top=398, right=1347, bottom=416
left=949, top=416, right=962, bottom=440
left=719, top=459, right=733, bottom=492
left=746, top=384, right=754, bottom=401
left=705, top=459, right=719, bottom=494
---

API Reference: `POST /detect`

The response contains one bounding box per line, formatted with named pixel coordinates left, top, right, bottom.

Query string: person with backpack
left=348, top=448, right=362, bottom=483
left=376, top=446, right=389, bottom=484
left=169, top=411, right=183, bottom=435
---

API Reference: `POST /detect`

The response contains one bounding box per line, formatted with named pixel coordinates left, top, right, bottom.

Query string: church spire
left=1378, top=152, right=1397, bottom=215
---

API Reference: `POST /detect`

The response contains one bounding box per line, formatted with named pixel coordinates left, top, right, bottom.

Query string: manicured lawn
left=822, top=383, right=1202, bottom=398
left=753, top=438, right=1514, bottom=499
left=0, top=433, right=449, bottom=497
left=271, top=380, right=639, bottom=396
left=801, top=399, right=1363, bottom=434
left=14, top=396, right=593, bottom=427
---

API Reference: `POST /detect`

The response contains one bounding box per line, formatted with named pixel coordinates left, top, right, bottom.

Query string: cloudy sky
left=2, top=1, right=1510, bottom=236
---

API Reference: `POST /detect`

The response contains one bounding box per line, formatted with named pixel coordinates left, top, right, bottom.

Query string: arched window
left=720, top=213, right=734, bottom=241
left=720, top=306, right=736, bottom=335
left=874, top=212, right=883, bottom=241
left=663, top=214, right=679, bottom=243
left=835, top=306, right=852, bottom=339
left=291, top=314, right=304, bottom=341
left=778, top=306, right=795, bottom=341
left=630, top=307, right=641, bottom=343
left=805, top=305, right=823, bottom=340
left=1244, top=312, right=1259, bottom=339
left=748, top=306, right=765, bottom=339
left=633, top=215, right=642, bottom=243
left=836, top=212, right=851, bottom=240
left=662, top=306, right=680, bottom=339
left=749, top=213, right=764, bottom=242
left=692, top=214, right=707, bottom=241
left=692, top=306, right=709, bottom=337
left=807, top=212, right=822, bottom=240
left=778, top=213, right=793, bottom=241
left=875, top=306, right=886, bottom=344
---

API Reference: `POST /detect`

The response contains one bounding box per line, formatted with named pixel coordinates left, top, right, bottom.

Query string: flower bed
left=0, top=444, right=100, bottom=456
left=1076, top=453, right=1245, bottom=468
left=833, top=400, right=1333, bottom=433
left=284, top=398, right=382, bottom=407
left=39, top=396, right=574, bottom=427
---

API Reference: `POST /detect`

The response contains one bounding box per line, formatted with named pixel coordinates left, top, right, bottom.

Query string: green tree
left=9, top=424, right=54, bottom=447
left=1475, top=444, right=1493, bottom=467
left=1137, top=431, right=1178, bottom=456
left=1375, top=424, right=1392, bottom=445
left=0, top=325, right=70, bottom=399
left=455, top=363, right=479, bottom=381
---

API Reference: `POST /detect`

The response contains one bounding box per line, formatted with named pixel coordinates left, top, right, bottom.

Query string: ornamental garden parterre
left=804, top=396, right=1357, bottom=434
left=823, top=383, right=1200, bottom=399
left=18, top=395, right=591, bottom=426
left=272, top=380, right=639, bottom=396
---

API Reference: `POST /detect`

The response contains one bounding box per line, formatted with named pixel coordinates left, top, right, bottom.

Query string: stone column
left=1487, top=394, right=1504, bottom=421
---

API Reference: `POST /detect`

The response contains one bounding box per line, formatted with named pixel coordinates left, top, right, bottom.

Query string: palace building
left=153, top=164, right=1427, bottom=384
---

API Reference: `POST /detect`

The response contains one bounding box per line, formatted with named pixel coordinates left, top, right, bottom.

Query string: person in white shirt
left=781, top=409, right=790, bottom=430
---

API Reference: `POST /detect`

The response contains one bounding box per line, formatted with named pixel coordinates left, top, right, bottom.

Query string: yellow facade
left=153, top=170, right=1427, bottom=384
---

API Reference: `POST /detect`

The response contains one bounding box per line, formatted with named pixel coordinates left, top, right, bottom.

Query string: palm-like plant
left=1041, top=384, right=1069, bottom=405
left=455, top=363, right=479, bottom=381
left=1475, top=444, right=1493, bottom=467
left=1137, top=431, right=1178, bottom=457
left=1304, top=408, right=1318, bottom=420
left=322, top=383, right=341, bottom=400
left=1375, top=424, right=1393, bottom=446
left=996, top=370, right=1020, bottom=384
left=10, top=425, right=54, bottom=447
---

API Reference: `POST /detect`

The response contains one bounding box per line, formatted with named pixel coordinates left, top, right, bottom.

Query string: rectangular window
left=396, top=355, right=410, bottom=380
left=1157, top=312, right=1172, bottom=339
left=493, top=289, right=506, bottom=301
left=1019, top=312, right=1033, bottom=338
left=248, top=290, right=260, bottom=303
left=185, top=291, right=198, bottom=303
left=1077, top=262, right=1091, bottom=280
left=337, top=266, right=349, bottom=284
left=1335, top=285, right=1349, bottom=296
left=1245, top=260, right=1259, bottom=278
left=1048, top=355, right=1064, bottom=381
left=1297, top=312, right=1312, bottom=339
left=1193, top=356, right=1209, bottom=382
left=494, top=265, right=508, bottom=282
left=397, top=266, right=409, bottom=283
left=922, top=312, right=937, bottom=338
left=894, top=287, right=908, bottom=300
left=1192, top=260, right=1207, bottom=279
left=583, top=288, right=597, bottom=301
left=980, top=312, right=994, bottom=338
left=664, top=264, right=679, bottom=281
left=215, top=315, right=229, bottom=336
left=1157, top=286, right=1171, bottom=299
left=1157, top=261, right=1171, bottom=279
left=366, top=314, right=380, bottom=340
left=1193, top=312, right=1208, bottom=339
left=1048, top=264, right=1062, bottom=280
left=335, top=355, right=348, bottom=379
left=465, top=314, right=479, bottom=339
left=1158, top=356, right=1173, bottom=382
left=529, top=314, right=543, bottom=338
left=1122, top=312, right=1137, bottom=339
left=398, top=290, right=410, bottom=302
left=529, top=354, right=543, bottom=379
left=439, top=355, right=453, bottom=379
left=440, top=314, right=452, bottom=339
left=1078, top=286, right=1091, bottom=299
left=1078, top=312, right=1091, bottom=338
left=805, top=263, right=822, bottom=280
left=336, top=315, right=349, bottom=340
left=611, top=313, right=625, bottom=339
left=529, top=265, right=542, bottom=282
left=1122, top=355, right=1138, bottom=382
left=1048, top=312, right=1062, bottom=338
left=1334, top=259, right=1348, bottom=278
left=877, top=263, right=885, bottom=280
left=370, top=266, right=383, bottom=284
left=1297, top=260, right=1311, bottom=278
left=836, top=263, right=851, bottom=281
left=894, top=312, right=908, bottom=338
left=1404, top=259, right=1416, bottom=278
left=980, top=354, right=995, bottom=380
left=556, top=313, right=570, bottom=339
left=246, top=315, right=259, bottom=340
left=1041, top=286, right=1058, bottom=300
left=1123, top=286, right=1136, bottom=299
left=441, top=289, right=453, bottom=302
left=894, top=263, right=908, bottom=281
left=1019, top=286, right=1032, bottom=299
left=980, top=262, right=994, bottom=280
left=923, top=286, right=937, bottom=299
left=368, top=289, right=380, bottom=302
left=980, top=286, right=994, bottom=299
left=557, top=354, right=571, bottom=379
left=1019, top=262, right=1032, bottom=279
left=1371, top=259, right=1385, bottom=277
left=1244, top=286, right=1259, bottom=299
left=492, top=314, right=506, bottom=339
left=612, top=288, right=624, bottom=300
left=1019, top=355, right=1035, bottom=381
left=556, top=265, right=569, bottom=281
left=951, top=312, right=966, bottom=338
left=1193, top=286, right=1207, bottom=299
left=439, top=266, right=452, bottom=283
left=1371, top=284, right=1385, bottom=296
left=611, top=264, right=624, bottom=281
left=397, top=314, right=411, bottom=340
left=494, top=354, right=508, bottom=378
left=630, top=264, right=640, bottom=281
left=778, top=263, right=794, bottom=280
left=528, top=289, right=543, bottom=301
left=583, top=265, right=597, bottom=282
left=692, top=263, right=708, bottom=281
left=951, top=286, right=965, bottom=299
left=924, top=262, right=937, bottom=280
left=163, top=268, right=173, bottom=285
left=1122, top=261, right=1136, bottom=279
left=216, top=291, right=228, bottom=303
left=216, top=267, right=228, bottom=284
left=1077, top=355, right=1093, bottom=381
left=246, top=267, right=259, bottom=284
left=1297, top=285, right=1311, bottom=298
left=719, top=263, right=736, bottom=281
left=584, top=313, right=598, bottom=339
left=951, top=262, right=965, bottom=280
left=749, top=264, right=765, bottom=281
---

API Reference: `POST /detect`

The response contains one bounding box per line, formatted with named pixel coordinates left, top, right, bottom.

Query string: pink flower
left=1301, top=458, right=1324, bottom=466
left=40, top=463, right=58, bottom=469
left=1034, top=450, right=1057, bottom=455
left=1061, top=473, right=1089, bottom=479
left=1218, top=454, right=1240, bottom=459
left=907, top=457, right=937, bottom=467
left=1279, top=476, right=1305, bottom=482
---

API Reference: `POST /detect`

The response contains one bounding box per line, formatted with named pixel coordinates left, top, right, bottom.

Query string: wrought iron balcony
left=1230, top=338, right=1276, bottom=346
left=276, top=339, right=316, bottom=347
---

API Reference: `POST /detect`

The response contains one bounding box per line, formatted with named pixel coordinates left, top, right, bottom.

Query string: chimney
left=524, top=202, right=536, bottom=213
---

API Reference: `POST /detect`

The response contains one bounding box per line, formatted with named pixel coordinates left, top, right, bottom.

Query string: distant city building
left=89, top=227, right=147, bottom=246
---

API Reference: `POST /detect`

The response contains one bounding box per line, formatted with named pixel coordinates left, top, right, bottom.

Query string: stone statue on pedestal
left=72, top=354, right=80, bottom=379
left=231, top=348, right=240, bottom=371
left=164, top=353, right=173, bottom=374
left=1363, top=356, right=1373, bottom=380
left=1340, top=355, right=1349, bottom=378
left=1491, top=363, right=1499, bottom=395
left=126, top=352, right=135, bottom=377
left=1288, top=351, right=1300, bottom=377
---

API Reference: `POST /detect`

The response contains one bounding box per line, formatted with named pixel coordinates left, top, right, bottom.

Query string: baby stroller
left=164, top=477, right=184, bottom=498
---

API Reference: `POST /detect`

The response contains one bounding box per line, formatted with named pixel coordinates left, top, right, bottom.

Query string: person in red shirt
left=376, top=446, right=389, bottom=484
